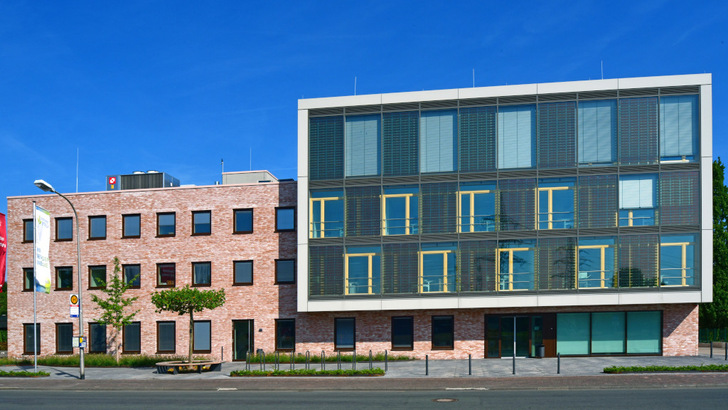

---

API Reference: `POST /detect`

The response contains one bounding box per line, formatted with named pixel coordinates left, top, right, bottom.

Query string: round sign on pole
left=70, top=294, right=79, bottom=305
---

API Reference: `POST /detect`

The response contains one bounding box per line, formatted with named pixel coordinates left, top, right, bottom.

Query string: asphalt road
left=1, top=388, right=727, bottom=409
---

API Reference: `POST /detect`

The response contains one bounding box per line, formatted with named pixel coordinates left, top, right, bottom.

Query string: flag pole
left=32, top=201, right=37, bottom=373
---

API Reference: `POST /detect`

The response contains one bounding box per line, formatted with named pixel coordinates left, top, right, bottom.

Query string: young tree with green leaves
left=151, top=285, right=225, bottom=363
left=701, top=158, right=728, bottom=329
left=90, top=257, right=140, bottom=363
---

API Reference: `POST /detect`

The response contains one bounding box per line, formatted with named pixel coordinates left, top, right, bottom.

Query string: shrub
left=0, top=370, right=50, bottom=377
left=230, top=368, right=385, bottom=377
left=604, top=364, right=728, bottom=373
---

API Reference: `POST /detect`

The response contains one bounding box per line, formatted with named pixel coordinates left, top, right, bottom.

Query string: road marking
left=445, top=387, right=488, bottom=391
left=217, top=388, right=238, bottom=391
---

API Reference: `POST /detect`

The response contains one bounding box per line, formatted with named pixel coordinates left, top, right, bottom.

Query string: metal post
left=337, top=351, right=341, bottom=370
left=425, top=355, right=429, bottom=376
left=221, top=346, right=224, bottom=362
left=290, top=350, right=294, bottom=370
left=275, top=351, right=279, bottom=371
left=32, top=202, right=37, bottom=373
left=369, top=350, right=372, bottom=370
left=725, top=342, right=727, bottom=361
left=305, top=351, right=310, bottom=370
left=321, top=350, right=325, bottom=371
left=512, top=316, right=516, bottom=375
left=353, top=350, right=357, bottom=370
left=262, top=350, right=266, bottom=371
left=557, top=353, right=561, bottom=374
left=384, top=350, right=388, bottom=372
left=469, top=354, right=472, bottom=376
left=711, top=341, right=714, bottom=358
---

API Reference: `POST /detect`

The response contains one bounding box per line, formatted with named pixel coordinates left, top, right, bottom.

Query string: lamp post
left=34, top=179, right=85, bottom=380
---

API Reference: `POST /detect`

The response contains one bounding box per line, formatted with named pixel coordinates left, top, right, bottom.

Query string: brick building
left=6, top=171, right=297, bottom=361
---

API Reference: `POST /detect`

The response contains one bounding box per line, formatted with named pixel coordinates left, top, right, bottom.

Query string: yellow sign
left=70, top=294, right=79, bottom=305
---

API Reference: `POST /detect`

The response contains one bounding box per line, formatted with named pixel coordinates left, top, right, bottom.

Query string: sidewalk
left=1, top=348, right=728, bottom=391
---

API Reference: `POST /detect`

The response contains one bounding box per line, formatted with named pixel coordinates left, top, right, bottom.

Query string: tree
left=151, top=286, right=225, bottom=363
left=90, top=257, right=140, bottom=363
left=701, top=158, right=728, bottom=328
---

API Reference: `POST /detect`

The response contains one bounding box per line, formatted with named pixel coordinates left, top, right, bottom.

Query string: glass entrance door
left=486, top=315, right=536, bottom=358
left=233, top=320, right=253, bottom=361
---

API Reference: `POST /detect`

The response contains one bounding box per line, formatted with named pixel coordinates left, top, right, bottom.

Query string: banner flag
left=0, top=213, right=6, bottom=292
left=33, top=205, right=51, bottom=293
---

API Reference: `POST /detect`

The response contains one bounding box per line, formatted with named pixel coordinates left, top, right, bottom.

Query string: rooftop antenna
left=75, top=147, right=79, bottom=192
left=601, top=60, right=604, bottom=80
left=221, top=158, right=224, bottom=179
left=472, top=69, right=475, bottom=87
left=354, top=76, right=357, bottom=95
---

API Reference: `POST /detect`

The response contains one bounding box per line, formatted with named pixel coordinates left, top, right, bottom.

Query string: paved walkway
left=1, top=347, right=727, bottom=391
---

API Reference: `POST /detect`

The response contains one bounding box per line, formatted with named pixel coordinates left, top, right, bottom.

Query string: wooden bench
left=155, top=361, right=223, bottom=374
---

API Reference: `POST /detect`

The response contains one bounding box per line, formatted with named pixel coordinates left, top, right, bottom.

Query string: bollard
left=557, top=353, right=561, bottom=374
left=426, top=355, right=429, bottom=376
left=275, top=352, right=279, bottom=371
left=262, top=350, right=266, bottom=372
left=353, top=350, right=357, bottom=370
left=306, top=351, right=310, bottom=370
left=725, top=342, right=727, bottom=361
left=711, top=341, right=714, bottom=358
left=512, top=353, right=515, bottom=375
left=369, top=350, right=373, bottom=370
left=469, top=354, right=472, bottom=376
left=321, top=350, right=325, bottom=371
left=385, top=350, right=388, bottom=372
left=221, top=346, right=224, bottom=362
left=290, top=350, right=295, bottom=370
left=337, top=351, right=341, bottom=370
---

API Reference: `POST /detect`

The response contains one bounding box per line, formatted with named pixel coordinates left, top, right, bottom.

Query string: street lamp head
left=34, top=179, right=56, bottom=193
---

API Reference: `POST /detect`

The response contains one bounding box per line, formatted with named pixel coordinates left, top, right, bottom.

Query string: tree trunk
left=188, top=309, right=194, bottom=364
left=114, top=326, right=121, bottom=364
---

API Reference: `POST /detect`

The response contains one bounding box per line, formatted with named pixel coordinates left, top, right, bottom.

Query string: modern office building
left=297, top=74, right=712, bottom=358
left=6, top=171, right=297, bottom=360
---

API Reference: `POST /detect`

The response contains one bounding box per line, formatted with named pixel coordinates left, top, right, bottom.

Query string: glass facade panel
left=382, top=243, right=419, bottom=295
left=421, top=182, right=457, bottom=234
left=538, top=101, right=576, bottom=168
left=660, top=95, right=698, bottom=161
left=459, top=240, right=497, bottom=292
left=420, top=110, right=457, bottom=173
left=557, top=313, right=589, bottom=355
left=660, top=234, right=696, bottom=286
left=498, top=105, right=535, bottom=169
left=497, top=240, right=535, bottom=291
left=459, top=106, right=496, bottom=172
left=346, top=114, right=380, bottom=177
left=619, top=175, right=657, bottom=227
left=310, top=190, right=344, bottom=238
left=538, top=237, right=576, bottom=291
left=499, top=179, right=536, bottom=231
left=309, top=246, right=344, bottom=296
left=383, top=111, right=418, bottom=176
left=345, top=246, right=380, bottom=295
left=420, top=243, right=456, bottom=293
left=459, top=183, right=496, bottom=233
left=626, top=311, right=662, bottom=354
left=591, top=312, right=625, bottom=354
left=345, top=186, right=380, bottom=237
left=537, top=179, right=575, bottom=230
left=578, top=175, right=617, bottom=228
left=309, top=116, right=344, bottom=180
left=660, top=171, right=699, bottom=226
left=578, top=238, right=616, bottom=288
left=383, top=186, right=418, bottom=235
left=619, top=234, right=659, bottom=288
left=578, top=100, right=616, bottom=165
left=619, top=97, right=658, bottom=165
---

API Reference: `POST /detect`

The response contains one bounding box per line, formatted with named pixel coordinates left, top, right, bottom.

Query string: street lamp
left=34, top=179, right=85, bottom=380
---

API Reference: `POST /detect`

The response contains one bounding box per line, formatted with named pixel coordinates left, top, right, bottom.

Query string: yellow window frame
left=418, top=250, right=454, bottom=293
left=660, top=242, right=690, bottom=287
left=457, top=189, right=496, bottom=233
left=536, top=186, right=572, bottom=230
left=495, top=247, right=530, bottom=291
left=345, top=252, right=377, bottom=295
left=309, top=196, right=341, bottom=238
left=577, top=244, right=612, bottom=288
left=382, top=193, right=416, bottom=236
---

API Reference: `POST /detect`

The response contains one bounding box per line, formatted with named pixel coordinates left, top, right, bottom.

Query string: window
left=660, top=95, right=698, bottom=162
left=619, top=97, right=658, bottom=165
left=157, top=212, right=176, bottom=237
left=419, top=244, right=456, bottom=293
left=193, top=321, right=211, bottom=353
left=578, top=175, right=618, bottom=229
left=382, top=243, right=419, bottom=294
left=432, top=316, right=454, bottom=350
left=192, top=262, right=211, bottom=286
left=382, top=186, right=418, bottom=235
left=345, top=247, right=380, bottom=295
left=309, top=116, right=344, bottom=181
left=345, top=186, right=381, bottom=237
left=23, top=268, right=34, bottom=292
left=157, top=263, right=175, bottom=288
left=618, top=234, right=659, bottom=288
left=498, top=178, right=536, bottom=231
left=310, top=191, right=343, bottom=238
left=89, top=323, right=107, bottom=353
left=335, top=318, right=355, bottom=350
left=89, top=265, right=106, bottom=289
left=122, top=214, right=141, bottom=238
left=537, top=179, right=575, bottom=229
left=55, top=267, right=73, bottom=290
left=23, top=323, right=40, bottom=354
left=459, top=183, right=496, bottom=232
left=619, top=175, right=657, bottom=226
left=421, top=182, right=458, bottom=234
left=346, top=114, right=380, bottom=177
left=626, top=311, right=662, bottom=354
left=275, top=319, right=295, bottom=351
left=157, top=321, right=176, bottom=353
left=578, top=238, right=615, bottom=288
left=233, top=209, right=253, bottom=234
left=275, top=207, right=295, bottom=232
left=123, top=322, right=141, bottom=353
left=578, top=100, right=616, bottom=165
left=309, top=246, right=345, bottom=296
left=420, top=110, right=457, bottom=173
left=497, top=105, right=535, bottom=169
left=459, top=106, right=497, bottom=172
left=123, top=264, right=141, bottom=288
left=56, top=323, right=73, bottom=354
left=660, top=234, right=696, bottom=286
left=538, top=101, right=576, bottom=169
left=88, top=216, right=106, bottom=239
left=383, top=111, right=419, bottom=176
left=496, top=241, right=535, bottom=291
left=233, top=260, right=253, bottom=285
left=275, top=259, right=295, bottom=284
left=192, top=211, right=211, bottom=235
left=557, top=313, right=590, bottom=355
left=23, top=219, right=33, bottom=242
left=592, top=312, right=626, bottom=354
left=55, top=217, right=73, bottom=241
left=392, top=316, right=414, bottom=350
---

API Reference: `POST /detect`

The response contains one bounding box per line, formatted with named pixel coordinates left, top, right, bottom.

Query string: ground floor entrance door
left=486, top=315, right=544, bottom=358
left=233, top=320, right=253, bottom=361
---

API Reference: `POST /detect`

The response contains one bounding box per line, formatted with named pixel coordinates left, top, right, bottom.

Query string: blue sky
left=1, top=0, right=726, bottom=215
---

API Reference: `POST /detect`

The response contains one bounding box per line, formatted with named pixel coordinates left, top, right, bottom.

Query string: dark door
left=233, top=320, right=253, bottom=361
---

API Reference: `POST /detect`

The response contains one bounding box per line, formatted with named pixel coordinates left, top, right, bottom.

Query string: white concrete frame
left=297, top=74, right=712, bottom=313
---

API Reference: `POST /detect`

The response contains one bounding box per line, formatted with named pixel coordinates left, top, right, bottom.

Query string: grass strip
left=0, top=370, right=50, bottom=377
left=230, top=368, right=385, bottom=377
left=604, top=364, right=728, bottom=374
left=0, top=354, right=202, bottom=368
left=244, top=352, right=414, bottom=364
